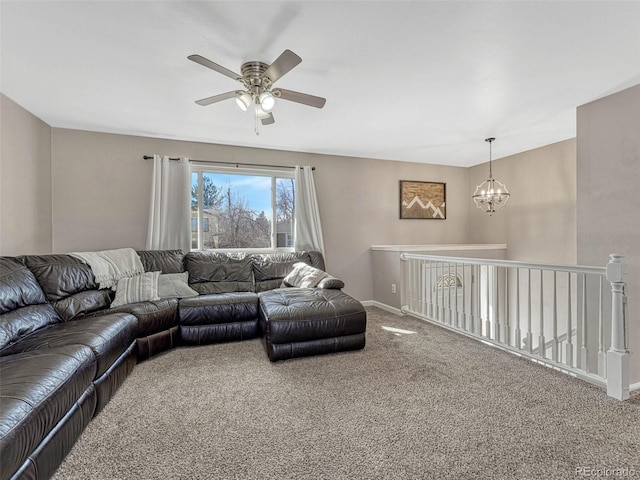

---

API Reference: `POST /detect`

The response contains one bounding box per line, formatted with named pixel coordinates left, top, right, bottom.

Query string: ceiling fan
left=188, top=49, right=326, bottom=129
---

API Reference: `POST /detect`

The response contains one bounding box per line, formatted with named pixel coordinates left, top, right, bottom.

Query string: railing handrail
left=400, top=252, right=606, bottom=276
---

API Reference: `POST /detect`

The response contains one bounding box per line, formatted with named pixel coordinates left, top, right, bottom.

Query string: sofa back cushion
left=20, top=254, right=112, bottom=321
left=184, top=252, right=254, bottom=294
left=251, top=251, right=326, bottom=292
left=137, top=250, right=185, bottom=274
left=0, top=257, right=60, bottom=351
left=0, top=257, right=46, bottom=313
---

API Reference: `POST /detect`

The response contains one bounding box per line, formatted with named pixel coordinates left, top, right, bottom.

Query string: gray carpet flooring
left=52, top=307, right=639, bottom=480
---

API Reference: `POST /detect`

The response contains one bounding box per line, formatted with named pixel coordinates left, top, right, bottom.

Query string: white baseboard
left=361, top=300, right=404, bottom=316
left=630, top=382, right=640, bottom=393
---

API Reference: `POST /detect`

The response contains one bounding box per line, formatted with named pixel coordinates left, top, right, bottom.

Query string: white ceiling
left=2, top=1, right=639, bottom=167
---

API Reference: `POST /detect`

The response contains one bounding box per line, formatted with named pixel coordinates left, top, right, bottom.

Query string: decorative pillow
left=157, top=272, right=198, bottom=299
left=111, top=271, right=160, bottom=307
left=283, top=262, right=329, bottom=288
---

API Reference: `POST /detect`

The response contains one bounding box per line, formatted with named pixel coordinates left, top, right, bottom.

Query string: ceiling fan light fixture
left=259, top=91, right=276, bottom=112
left=234, top=91, right=251, bottom=112
left=254, top=104, right=271, bottom=119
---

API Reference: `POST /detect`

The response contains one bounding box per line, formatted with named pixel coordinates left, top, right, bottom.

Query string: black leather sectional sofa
left=0, top=250, right=366, bottom=480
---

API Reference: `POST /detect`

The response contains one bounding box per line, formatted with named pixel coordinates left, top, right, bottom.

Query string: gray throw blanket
left=70, top=247, right=144, bottom=289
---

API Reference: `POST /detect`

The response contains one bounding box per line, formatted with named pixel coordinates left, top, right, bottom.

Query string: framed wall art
left=399, top=180, right=446, bottom=219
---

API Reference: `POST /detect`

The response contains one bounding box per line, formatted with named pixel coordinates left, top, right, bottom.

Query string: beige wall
left=0, top=97, right=588, bottom=306
left=577, top=84, right=640, bottom=383
left=0, top=94, right=52, bottom=255
left=467, top=139, right=577, bottom=264
left=50, top=128, right=470, bottom=301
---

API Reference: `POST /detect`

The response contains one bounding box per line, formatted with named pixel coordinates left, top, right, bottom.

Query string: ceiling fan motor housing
left=241, top=61, right=271, bottom=90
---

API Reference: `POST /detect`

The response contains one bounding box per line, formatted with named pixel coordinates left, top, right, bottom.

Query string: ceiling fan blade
left=261, top=113, right=275, bottom=125
left=262, top=50, right=302, bottom=84
left=273, top=88, right=326, bottom=108
left=195, top=91, right=237, bottom=106
left=188, top=54, right=242, bottom=81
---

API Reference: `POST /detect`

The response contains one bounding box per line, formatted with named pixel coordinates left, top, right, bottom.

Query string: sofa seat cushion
left=179, top=292, right=259, bottom=326
left=109, top=298, right=179, bottom=337
left=0, top=313, right=137, bottom=378
left=259, top=288, right=367, bottom=344
left=0, top=345, right=96, bottom=480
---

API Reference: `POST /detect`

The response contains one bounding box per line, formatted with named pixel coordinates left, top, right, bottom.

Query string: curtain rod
left=142, top=156, right=314, bottom=171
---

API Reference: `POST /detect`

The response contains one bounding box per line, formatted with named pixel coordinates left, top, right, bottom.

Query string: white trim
left=370, top=244, right=507, bottom=252
left=361, top=300, right=404, bottom=316
left=630, top=382, right=640, bottom=393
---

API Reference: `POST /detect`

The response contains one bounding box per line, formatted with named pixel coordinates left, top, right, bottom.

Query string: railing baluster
left=447, top=262, right=452, bottom=325
left=485, top=266, right=491, bottom=338
left=598, top=276, right=606, bottom=377
left=566, top=273, right=573, bottom=367
left=495, top=266, right=501, bottom=342
left=475, top=264, right=482, bottom=335
left=421, top=260, right=427, bottom=317
left=440, top=262, right=445, bottom=322
left=552, top=271, right=559, bottom=362
left=539, top=269, right=546, bottom=359
left=580, top=273, right=587, bottom=370
left=433, top=260, right=437, bottom=319
left=515, top=268, right=521, bottom=349
left=406, top=258, right=412, bottom=312
left=526, top=269, right=533, bottom=354
left=504, top=267, right=510, bottom=346
left=455, top=263, right=459, bottom=328
left=412, top=258, right=418, bottom=313
left=430, top=261, right=435, bottom=320
left=462, top=264, right=468, bottom=331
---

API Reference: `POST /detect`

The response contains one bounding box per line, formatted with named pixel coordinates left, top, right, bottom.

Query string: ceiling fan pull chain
left=254, top=107, right=260, bottom=136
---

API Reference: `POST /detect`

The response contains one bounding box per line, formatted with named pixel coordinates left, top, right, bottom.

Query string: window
left=191, top=166, right=295, bottom=251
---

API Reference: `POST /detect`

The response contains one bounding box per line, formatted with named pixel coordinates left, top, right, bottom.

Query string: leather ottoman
left=258, top=288, right=367, bottom=361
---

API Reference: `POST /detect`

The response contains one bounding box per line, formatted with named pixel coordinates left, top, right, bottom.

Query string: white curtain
left=294, top=165, right=325, bottom=255
left=146, top=155, right=191, bottom=253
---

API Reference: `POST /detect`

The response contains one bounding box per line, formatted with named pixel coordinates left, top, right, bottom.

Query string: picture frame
left=399, top=180, right=446, bottom=219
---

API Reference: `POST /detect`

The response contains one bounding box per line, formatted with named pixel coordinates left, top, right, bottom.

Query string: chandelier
left=472, top=137, right=510, bottom=215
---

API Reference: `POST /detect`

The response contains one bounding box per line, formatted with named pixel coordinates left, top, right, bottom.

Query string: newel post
left=606, top=254, right=630, bottom=400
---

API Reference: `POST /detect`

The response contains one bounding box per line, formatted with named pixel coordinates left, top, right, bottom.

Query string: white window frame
left=190, top=164, right=295, bottom=253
